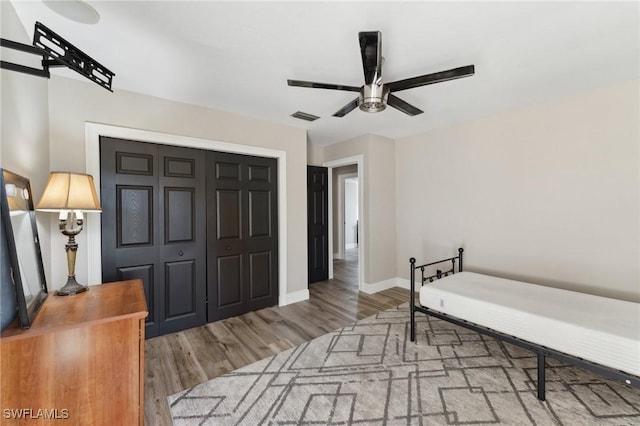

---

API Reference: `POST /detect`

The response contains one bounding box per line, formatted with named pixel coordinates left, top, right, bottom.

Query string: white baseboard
left=345, top=243, right=357, bottom=249
left=362, top=277, right=412, bottom=294
left=362, top=278, right=399, bottom=294
left=395, top=278, right=411, bottom=290
left=281, top=277, right=412, bottom=304
left=280, top=289, right=309, bottom=306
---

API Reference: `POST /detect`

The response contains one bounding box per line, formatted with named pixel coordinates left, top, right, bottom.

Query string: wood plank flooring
left=333, top=247, right=359, bottom=283
left=144, top=251, right=409, bottom=425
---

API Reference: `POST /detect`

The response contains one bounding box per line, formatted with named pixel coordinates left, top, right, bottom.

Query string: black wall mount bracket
left=1, top=22, right=114, bottom=92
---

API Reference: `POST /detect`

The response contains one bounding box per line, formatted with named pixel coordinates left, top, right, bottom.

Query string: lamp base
left=56, top=275, right=88, bottom=296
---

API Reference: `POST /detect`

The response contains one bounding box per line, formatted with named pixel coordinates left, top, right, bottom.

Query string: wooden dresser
left=0, top=280, right=148, bottom=425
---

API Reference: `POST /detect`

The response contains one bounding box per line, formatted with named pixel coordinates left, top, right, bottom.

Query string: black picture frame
left=0, top=169, right=48, bottom=328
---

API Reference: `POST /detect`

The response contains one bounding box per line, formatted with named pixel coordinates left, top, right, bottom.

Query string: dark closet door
left=207, top=152, right=278, bottom=322
left=307, top=166, right=328, bottom=283
left=100, top=137, right=206, bottom=338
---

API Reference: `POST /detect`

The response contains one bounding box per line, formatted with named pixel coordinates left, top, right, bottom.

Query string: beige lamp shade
left=36, top=172, right=102, bottom=212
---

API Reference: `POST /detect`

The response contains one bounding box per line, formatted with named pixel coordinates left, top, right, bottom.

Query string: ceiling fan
left=288, top=31, right=475, bottom=117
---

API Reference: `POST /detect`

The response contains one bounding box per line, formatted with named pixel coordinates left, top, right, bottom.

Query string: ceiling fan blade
left=386, top=65, right=475, bottom=92
left=332, top=98, right=360, bottom=117
left=387, top=94, right=423, bottom=116
left=287, top=79, right=360, bottom=92
left=359, top=31, right=382, bottom=85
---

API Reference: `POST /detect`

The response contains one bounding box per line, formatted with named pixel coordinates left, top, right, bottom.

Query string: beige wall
left=324, top=134, right=396, bottom=286
left=46, top=76, right=308, bottom=297
left=1, top=0, right=52, bottom=282
left=307, top=141, right=324, bottom=166
left=367, top=134, right=397, bottom=285
left=396, top=79, right=640, bottom=302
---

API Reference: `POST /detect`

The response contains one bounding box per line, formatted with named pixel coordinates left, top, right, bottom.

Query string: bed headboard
left=410, top=247, right=464, bottom=288
left=409, top=248, right=464, bottom=341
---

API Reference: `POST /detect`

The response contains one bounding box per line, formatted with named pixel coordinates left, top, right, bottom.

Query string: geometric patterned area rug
left=169, top=304, right=640, bottom=425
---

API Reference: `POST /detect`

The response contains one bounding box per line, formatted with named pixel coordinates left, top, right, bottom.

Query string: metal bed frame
left=409, top=248, right=640, bottom=401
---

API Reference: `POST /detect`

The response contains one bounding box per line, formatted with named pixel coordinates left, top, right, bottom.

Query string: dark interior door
left=100, top=137, right=206, bottom=338
left=207, top=151, right=278, bottom=322
left=307, top=166, right=328, bottom=283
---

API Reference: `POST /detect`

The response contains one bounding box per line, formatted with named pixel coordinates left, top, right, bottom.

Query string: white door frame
left=337, top=172, right=358, bottom=260
left=84, top=122, right=292, bottom=306
left=323, top=155, right=363, bottom=291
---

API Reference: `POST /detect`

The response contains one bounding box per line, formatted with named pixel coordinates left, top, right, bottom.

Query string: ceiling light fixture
left=42, top=0, right=100, bottom=25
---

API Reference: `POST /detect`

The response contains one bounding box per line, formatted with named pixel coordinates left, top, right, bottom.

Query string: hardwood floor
left=144, top=252, right=409, bottom=425
left=333, top=247, right=359, bottom=284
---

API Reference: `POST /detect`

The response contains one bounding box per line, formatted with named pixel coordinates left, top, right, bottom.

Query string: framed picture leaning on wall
left=0, top=169, right=48, bottom=328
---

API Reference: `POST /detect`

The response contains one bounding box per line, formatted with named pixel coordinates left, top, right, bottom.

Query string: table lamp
left=37, top=172, right=102, bottom=295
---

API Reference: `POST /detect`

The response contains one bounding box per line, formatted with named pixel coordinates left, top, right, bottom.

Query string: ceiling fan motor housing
left=359, top=84, right=389, bottom=113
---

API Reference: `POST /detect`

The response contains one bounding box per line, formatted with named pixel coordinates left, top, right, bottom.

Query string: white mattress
left=419, top=272, right=640, bottom=376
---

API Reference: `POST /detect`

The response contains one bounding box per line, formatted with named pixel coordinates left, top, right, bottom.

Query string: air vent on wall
left=291, top=111, right=320, bottom=122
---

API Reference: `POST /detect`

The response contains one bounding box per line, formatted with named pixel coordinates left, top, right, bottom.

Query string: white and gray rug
left=169, top=305, right=640, bottom=425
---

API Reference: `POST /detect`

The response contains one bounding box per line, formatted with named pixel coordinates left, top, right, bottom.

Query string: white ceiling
left=9, top=1, right=640, bottom=146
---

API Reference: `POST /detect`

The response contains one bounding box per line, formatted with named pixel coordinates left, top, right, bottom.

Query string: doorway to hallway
left=331, top=164, right=359, bottom=288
